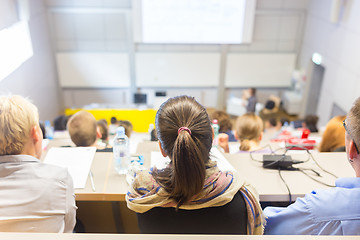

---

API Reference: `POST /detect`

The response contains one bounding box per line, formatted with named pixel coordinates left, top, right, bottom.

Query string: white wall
left=0, top=0, right=62, bottom=122
left=46, top=0, right=308, bottom=109
left=299, top=0, right=360, bottom=126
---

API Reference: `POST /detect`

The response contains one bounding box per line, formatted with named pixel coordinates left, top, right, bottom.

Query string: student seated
left=53, top=114, right=70, bottom=131
left=67, top=111, right=112, bottom=152
left=109, top=116, right=118, bottom=135
left=0, top=95, right=76, bottom=232
left=119, top=120, right=133, bottom=138
left=318, top=115, right=346, bottom=152
left=126, top=96, right=264, bottom=234
left=210, top=110, right=236, bottom=142
left=264, top=97, right=360, bottom=235
left=97, top=119, right=109, bottom=146
left=302, top=115, right=319, bottom=133
left=218, top=113, right=269, bottom=153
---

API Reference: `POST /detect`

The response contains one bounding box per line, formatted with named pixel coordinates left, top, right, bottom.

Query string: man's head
left=249, top=88, right=256, bottom=96
left=0, top=95, right=42, bottom=157
left=67, top=111, right=98, bottom=147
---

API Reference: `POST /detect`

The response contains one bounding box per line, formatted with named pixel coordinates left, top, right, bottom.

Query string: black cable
left=249, top=144, right=274, bottom=163
left=284, top=145, right=311, bottom=163
left=308, top=151, right=338, bottom=178
left=278, top=168, right=292, bottom=204
left=250, top=144, right=338, bottom=203
left=298, top=168, right=336, bottom=187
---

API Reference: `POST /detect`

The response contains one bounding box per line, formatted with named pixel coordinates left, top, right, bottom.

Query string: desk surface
left=70, top=141, right=354, bottom=202
left=225, top=152, right=353, bottom=201
left=0, top=233, right=359, bottom=240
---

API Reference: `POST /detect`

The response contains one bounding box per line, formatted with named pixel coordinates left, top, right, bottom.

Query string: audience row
left=0, top=94, right=358, bottom=235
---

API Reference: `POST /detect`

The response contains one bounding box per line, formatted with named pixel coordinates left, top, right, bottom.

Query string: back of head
left=346, top=98, right=360, bottom=149
left=0, top=95, right=39, bottom=155
left=280, top=117, right=289, bottom=126
left=319, top=115, right=346, bottom=152
left=304, top=115, right=319, bottom=132
left=97, top=119, right=108, bottom=141
left=53, top=115, right=69, bottom=131
left=250, top=88, right=256, bottom=96
left=268, top=118, right=278, bottom=128
left=154, top=95, right=213, bottom=207
left=210, top=110, right=232, bottom=132
left=265, top=100, right=275, bottom=110
left=67, top=111, right=97, bottom=147
left=235, top=113, right=263, bottom=151
left=119, top=120, right=133, bottom=138
left=111, top=117, right=117, bottom=124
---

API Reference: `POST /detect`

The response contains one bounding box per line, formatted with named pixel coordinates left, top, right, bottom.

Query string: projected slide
left=140, top=0, right=249, bottom=44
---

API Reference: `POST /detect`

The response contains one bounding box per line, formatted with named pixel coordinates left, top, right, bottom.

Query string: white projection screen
left=133, top=0, right=256, bottom=44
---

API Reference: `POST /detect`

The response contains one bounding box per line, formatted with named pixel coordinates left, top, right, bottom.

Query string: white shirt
left=0, top=155, right=77, bottom=232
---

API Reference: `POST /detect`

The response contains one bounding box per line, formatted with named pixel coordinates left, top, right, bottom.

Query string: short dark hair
left=268, top=118, right=278, bottom=127
left=210, top=110, right=232, bottom=132
left=265, top=100, right=275, bottom=110
left=111, top=117, right=117, bottom=124
left=250, top=88, right=256, bottom=96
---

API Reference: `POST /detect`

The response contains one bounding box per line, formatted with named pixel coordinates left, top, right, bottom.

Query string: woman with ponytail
left=219, top=113, right=270, bottom=153
left=126, top=96, right=264, bottom=234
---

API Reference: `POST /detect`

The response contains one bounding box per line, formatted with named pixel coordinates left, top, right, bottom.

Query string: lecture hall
left=0, top=0, right=359, bottom=239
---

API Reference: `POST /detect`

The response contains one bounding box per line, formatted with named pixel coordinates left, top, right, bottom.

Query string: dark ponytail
left=152, top=96, right=213, bottom=208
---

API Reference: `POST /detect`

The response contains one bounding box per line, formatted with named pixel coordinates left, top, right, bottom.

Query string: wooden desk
left=0, top=233, right=359, bottom=239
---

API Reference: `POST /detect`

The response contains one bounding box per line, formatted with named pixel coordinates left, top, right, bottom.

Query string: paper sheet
left=43, top=147, right=96, bottom=189
left=150, top=147, right=235, bottom=172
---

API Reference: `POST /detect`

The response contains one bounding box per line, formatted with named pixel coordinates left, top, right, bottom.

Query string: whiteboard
left=225, top=53, right=296, bottom=87
left=133, top=0, right=256, bottom=44
left=56, top=53, right=130, bottom=88
left=136, top=52, right=220, bottom=87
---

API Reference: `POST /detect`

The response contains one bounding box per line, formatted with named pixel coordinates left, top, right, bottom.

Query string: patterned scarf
left=126, top=161, right=264, bottom=234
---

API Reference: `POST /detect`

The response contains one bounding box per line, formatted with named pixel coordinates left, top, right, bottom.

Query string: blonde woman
left=219, top=113, right=269, bottom=153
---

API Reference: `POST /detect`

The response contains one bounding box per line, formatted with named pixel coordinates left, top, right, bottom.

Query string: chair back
left=137, top=191, right=247, bottom=234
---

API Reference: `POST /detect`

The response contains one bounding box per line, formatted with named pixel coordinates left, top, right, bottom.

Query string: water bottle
left=113, top=127, right=130, bottom=175
left=212, top=119, right=220, bottom=146
left=44, top=120, right=54, bottom=140
left=126, top=156, right=145, bottom=185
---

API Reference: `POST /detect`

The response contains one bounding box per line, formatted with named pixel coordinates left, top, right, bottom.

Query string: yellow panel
left=65, top=109, right=157, bottom=133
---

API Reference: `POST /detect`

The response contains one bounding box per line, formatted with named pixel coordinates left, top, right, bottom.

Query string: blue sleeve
left=264, top=196, right=315, bottom=235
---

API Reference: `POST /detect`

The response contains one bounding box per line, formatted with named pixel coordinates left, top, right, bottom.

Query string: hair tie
left=178, top=127, right=191, bottom=135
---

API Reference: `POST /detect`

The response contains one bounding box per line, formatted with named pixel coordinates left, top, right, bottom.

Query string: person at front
left=126, top=95, right=264, bottom=234
left=264, top=97, right=360, bottom=235
left=245, top=88, right=257, bottom=113
left=0, top=95, right=76, bottom=232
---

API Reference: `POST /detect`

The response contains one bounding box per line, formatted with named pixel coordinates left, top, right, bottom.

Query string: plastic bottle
left=113, top=127, right=130, bottom=175
left=126, top=156, right=145, bottom=185
left=44, top=120, right=54, bottom=140
left=212, top=119, right=220, bottom=146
